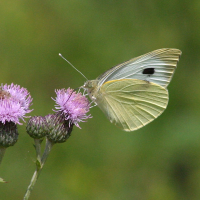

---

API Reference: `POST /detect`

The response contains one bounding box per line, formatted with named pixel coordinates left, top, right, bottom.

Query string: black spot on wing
left=143, top=68, right=155, bottom=75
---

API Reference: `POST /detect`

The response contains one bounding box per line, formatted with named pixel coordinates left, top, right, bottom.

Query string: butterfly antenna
left=59, top=53, right=88, bottom=80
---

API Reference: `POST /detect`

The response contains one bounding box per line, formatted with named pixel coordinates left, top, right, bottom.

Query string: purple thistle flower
left=0, top=83, right=33, bottom=124
left=53, top=88, right=91, bottom=128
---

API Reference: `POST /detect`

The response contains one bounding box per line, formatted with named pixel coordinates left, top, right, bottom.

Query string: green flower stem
left=23, top=138, right=54, bottom=200
left=41, top=139, right=54, bottom=164
left=0, top=147, right=6, bottom=166
left=34, top=139, right=42, bottom=163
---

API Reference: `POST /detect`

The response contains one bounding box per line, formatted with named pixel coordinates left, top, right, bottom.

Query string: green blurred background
left=1, top=0, right=200, bottom=199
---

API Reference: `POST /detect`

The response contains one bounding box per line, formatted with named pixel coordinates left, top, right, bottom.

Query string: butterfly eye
left=142, top=68, right=155, bottom=75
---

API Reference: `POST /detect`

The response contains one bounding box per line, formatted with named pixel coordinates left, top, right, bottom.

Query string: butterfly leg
left=88, top=98, right=97, bottom=108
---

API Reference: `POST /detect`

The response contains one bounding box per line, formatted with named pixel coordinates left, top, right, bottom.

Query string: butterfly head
left=82, top=80, right=99, bottom=101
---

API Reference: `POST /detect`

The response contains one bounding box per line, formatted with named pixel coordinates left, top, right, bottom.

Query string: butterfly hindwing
left=95, top=79, right=169, bottom=131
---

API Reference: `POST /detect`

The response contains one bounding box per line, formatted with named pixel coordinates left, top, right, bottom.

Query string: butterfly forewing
left=97, top=49, right=181, bottom=88
left=95, top=79, right=169, bottom=131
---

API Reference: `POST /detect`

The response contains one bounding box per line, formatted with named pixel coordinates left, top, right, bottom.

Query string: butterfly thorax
left=83, top=80, right=100, bottom=100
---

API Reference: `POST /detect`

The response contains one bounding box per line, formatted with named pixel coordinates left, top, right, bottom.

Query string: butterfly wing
left=97, top=48, right=181, bottom=88
left=95, top=79, right=168, bottom=131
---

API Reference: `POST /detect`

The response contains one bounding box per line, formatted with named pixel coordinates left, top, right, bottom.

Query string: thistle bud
left=26, top=116, right=48, bottom=139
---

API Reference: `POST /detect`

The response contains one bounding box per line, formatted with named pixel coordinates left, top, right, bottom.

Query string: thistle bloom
left=0, top=83, right=32, bottom=148
left=23, top=89, right=91, bottom=199
left=0, top=83, right=32, bottom=124
left=53, top=88, right=91, bottom=128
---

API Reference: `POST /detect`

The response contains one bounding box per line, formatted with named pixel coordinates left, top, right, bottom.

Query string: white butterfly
left=82, top=49, right=181, bottom=131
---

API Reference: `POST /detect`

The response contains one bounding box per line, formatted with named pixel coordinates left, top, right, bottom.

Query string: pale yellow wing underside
left=95, top=79, right=169, bottom=131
